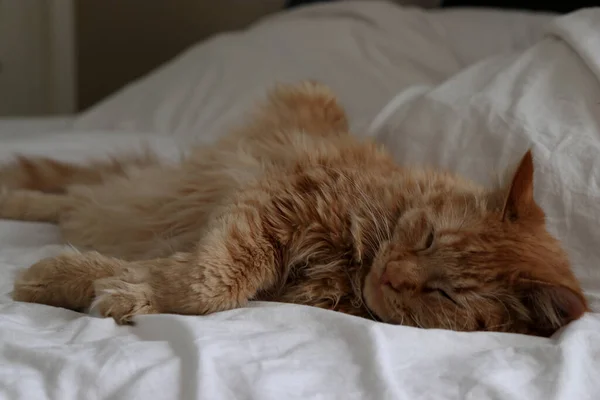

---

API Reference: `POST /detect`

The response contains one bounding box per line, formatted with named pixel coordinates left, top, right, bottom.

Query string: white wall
left=0, top=0, right=75, bottom=116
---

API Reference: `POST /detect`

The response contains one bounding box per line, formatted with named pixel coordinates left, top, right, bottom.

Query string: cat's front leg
left=13, top=251, right=167, bottom=323
left=90, top=204, right=282, bottom=324
left=12, top=251, right=127, bottom=311
left=13, top=195, right=282, bottom=324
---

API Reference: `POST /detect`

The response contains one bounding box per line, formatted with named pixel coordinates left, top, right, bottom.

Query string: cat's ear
left=501, top=150, right=544, bottom=222
left=517, top=281, right=587, bottom=336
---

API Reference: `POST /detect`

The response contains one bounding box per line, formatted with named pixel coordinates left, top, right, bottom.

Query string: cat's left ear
left=501, top=150, right=544, bottom=222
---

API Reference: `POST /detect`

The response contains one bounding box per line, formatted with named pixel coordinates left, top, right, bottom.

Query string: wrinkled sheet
left=2, top=4, right=600, bottom=400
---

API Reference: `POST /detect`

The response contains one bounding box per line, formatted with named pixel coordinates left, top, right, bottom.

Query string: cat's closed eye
left=420, top=229, right=435, bottom=251
left=424, top=286, right=459, bottom=305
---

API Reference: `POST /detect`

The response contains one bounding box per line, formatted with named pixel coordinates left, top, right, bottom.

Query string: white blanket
left=2, top=4, right=600, bottom=400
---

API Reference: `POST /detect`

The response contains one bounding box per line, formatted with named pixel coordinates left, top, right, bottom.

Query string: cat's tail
left=0, top=151, right=158, bottom=194
left=0, top=152, right=160, bottom=223
left=0, top=190, right=71, bottom=223
left=244, top=81, right=350, bottom=137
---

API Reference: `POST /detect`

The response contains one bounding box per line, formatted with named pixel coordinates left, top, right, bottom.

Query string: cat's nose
left=380, top=266, right=414, bottom=292
left=380, top=269, right=392, bottom=285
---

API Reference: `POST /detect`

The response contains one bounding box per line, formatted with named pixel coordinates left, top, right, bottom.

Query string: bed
left=1, top=2, right=599, bottom=399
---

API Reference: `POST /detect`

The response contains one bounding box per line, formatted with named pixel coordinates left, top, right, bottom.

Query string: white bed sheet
left=2, top=3, right=599, bottom=400
left=0, top=117, right=73, bottom=138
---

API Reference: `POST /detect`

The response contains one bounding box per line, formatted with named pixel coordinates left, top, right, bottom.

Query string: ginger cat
left=4, top=82, right=586, bottom=336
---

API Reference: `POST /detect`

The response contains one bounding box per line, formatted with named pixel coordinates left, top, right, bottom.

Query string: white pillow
left=73, top=2, right=552, bottom=139
left=369, top=9, right=600, bottom=309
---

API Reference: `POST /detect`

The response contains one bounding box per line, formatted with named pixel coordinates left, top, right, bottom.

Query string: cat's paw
left=91, top=277, right=159, bottom=325
left=12, top=253, right=94, bottom=310
left=12, top=269, right=46, bottom=304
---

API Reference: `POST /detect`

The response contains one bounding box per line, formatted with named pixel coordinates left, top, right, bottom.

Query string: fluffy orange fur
left=4, top=82, right=586, bottom=336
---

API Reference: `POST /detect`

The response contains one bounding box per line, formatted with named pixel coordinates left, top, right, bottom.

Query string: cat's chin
left=362, top=267, right=392, bottom=323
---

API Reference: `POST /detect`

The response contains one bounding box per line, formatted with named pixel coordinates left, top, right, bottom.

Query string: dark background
left=287, top=0, right=600, bottom=13
left=441, top=0, right=600, bottom=12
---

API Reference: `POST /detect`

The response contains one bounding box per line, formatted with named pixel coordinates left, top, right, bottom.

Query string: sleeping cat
left=4, top=82, right=586, bottom=336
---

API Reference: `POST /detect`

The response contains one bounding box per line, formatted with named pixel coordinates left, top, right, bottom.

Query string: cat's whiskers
left=451, top=304, right=459, bottom=329
left=461, top=306, right=475, bottom=331
left=456, top=195, right=470, bottom=233
left=481, top=292, right=514, bottom=329
left=487, top=321, right=511, bottom=331
left=387, top=299, right=403, bottom=325
left=363, top=303, right=379, bottom=322
left=410, top=311, right=424, bottom=329
left=338, top=168, right=392, bottom=247
left=437, top=297, right=453, bottom=330
left=342, top=264, right=378, bottom=323
left=486, top=293, right=510, bottom=317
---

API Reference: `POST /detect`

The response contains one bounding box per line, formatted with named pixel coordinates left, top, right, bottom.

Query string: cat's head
left=362, top=151, right=587, bottom=336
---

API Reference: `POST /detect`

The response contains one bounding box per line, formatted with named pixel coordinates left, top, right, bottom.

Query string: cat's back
left=187, top=129, right=395, bottom=178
